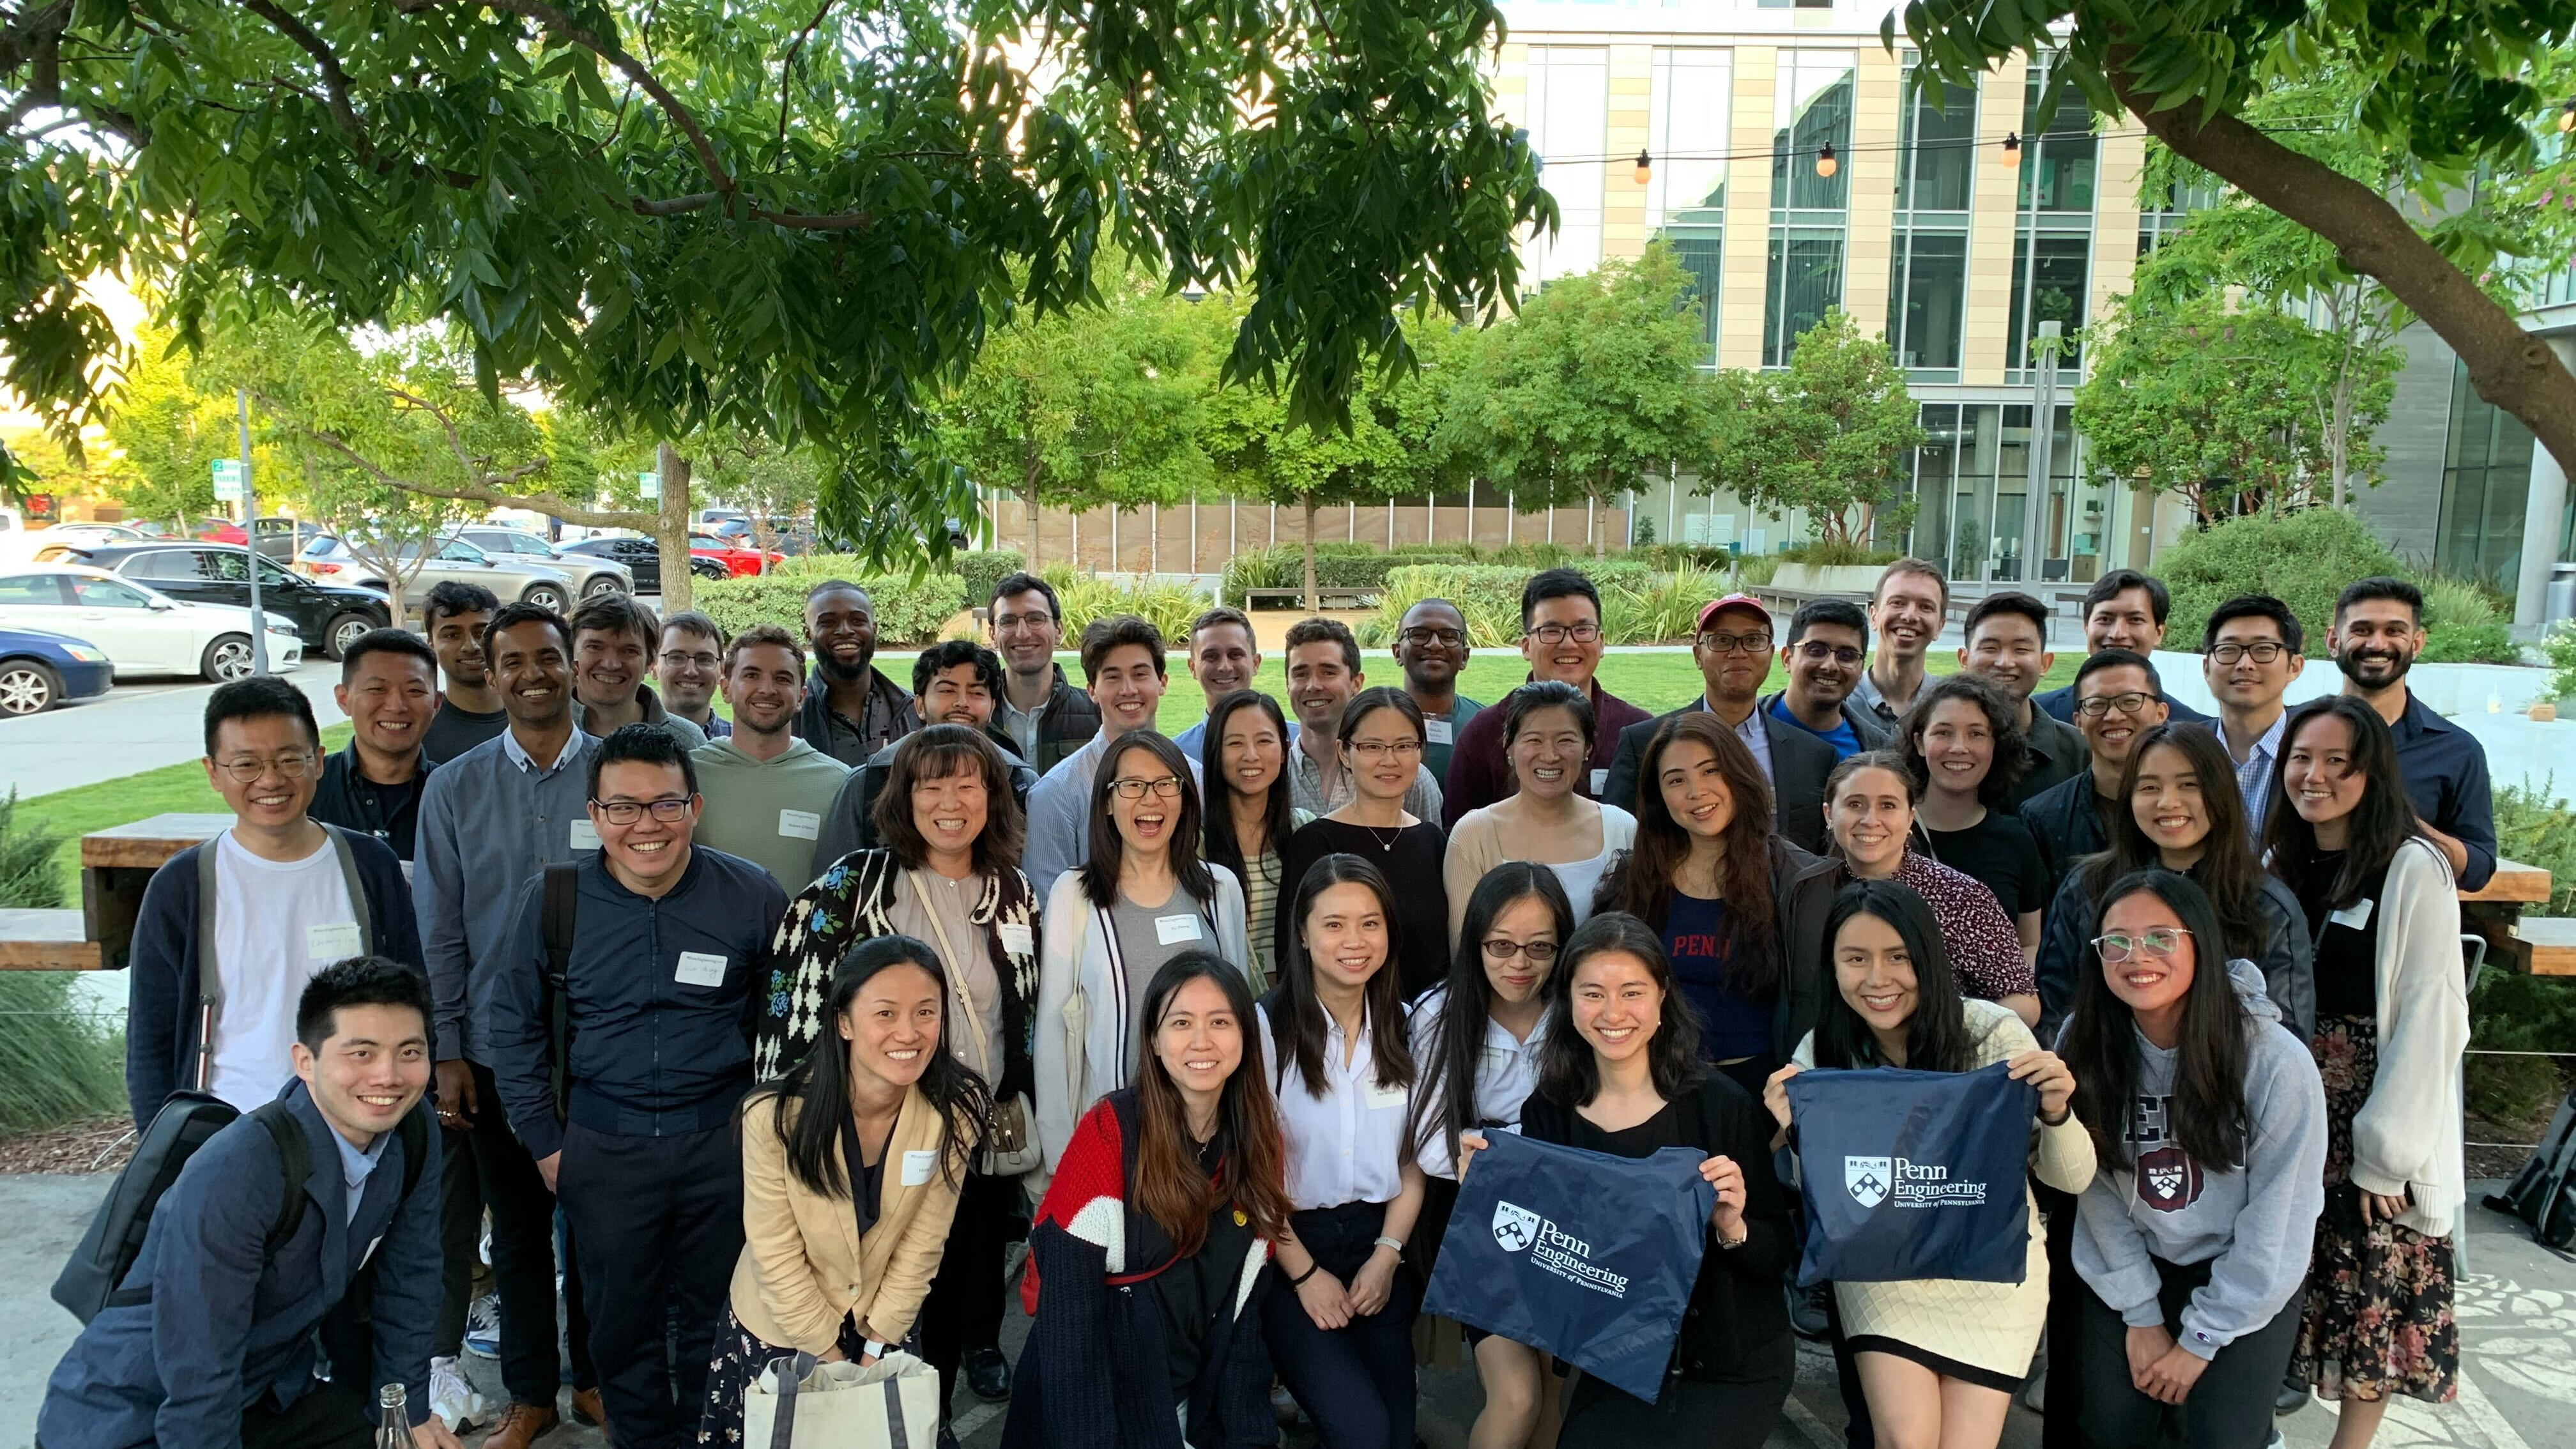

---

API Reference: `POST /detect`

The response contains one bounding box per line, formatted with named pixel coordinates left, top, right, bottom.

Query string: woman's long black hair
left=1200, top=689, right=1298, bottom=892
left=2060, top=870, right=2251, bottom=1171
left=2263, top=695, right=2430, bottom=909
left=1534, top=911, right=1706, bottom=1107
left=755, top=934, right=992, bottom=1199
left=1269, top=852, right=1415, bottom=1099
left=1811, top=880, right=1974, bottom=1073
left=2075, top=723, right=2271, bottom=963
left=1407, top=862, right=1576, bottom=1169
left=1080, top=730, right=1216, bottom=910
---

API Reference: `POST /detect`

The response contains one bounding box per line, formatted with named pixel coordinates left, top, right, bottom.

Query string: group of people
left=36, top=558, right=2488, bottom=1449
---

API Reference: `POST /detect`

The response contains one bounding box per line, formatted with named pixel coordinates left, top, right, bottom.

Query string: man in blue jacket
left=41, top=957, right=458, bottom=1449
left=486, top=724, right=788, bottom=1449
left=127, top=677, right=422, bottom=1128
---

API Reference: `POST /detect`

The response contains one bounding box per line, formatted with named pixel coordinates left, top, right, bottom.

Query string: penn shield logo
left=2136, top=1146, right=2205, bottom=1212
left=1845, top=1156, right=1892, bottom=1208
left=1492, top=1200, right=1540, bottom=1252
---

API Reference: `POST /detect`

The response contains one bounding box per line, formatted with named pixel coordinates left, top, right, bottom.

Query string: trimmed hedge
left=695, top=570, right=964, bottom=645
left=2159, top=510, right=2404, bottom=658
left=956, top=550, right=1027, bottom=613
left=1220, top=544, right=1479, bottom=600
left=1356, top=562, right=1690, bottom=648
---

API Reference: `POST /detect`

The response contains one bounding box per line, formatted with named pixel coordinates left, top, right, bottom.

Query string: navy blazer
left=40, top=1082, right=441, bottom=1448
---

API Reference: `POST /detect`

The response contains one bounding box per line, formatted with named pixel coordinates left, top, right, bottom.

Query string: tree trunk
left=1024, top=475, right=1043, bottom=569
left=2106, top=58, right=2576, bottom=484
left=657, top=442, right=693, bottom=613
left=1301, top=494, right=1319, bottom=612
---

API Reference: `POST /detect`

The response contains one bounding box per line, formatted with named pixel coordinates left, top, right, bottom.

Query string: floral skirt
left=696, top=1302, right=871, bottom=1445
left=2290, top=1014, right=2460, bottom=1404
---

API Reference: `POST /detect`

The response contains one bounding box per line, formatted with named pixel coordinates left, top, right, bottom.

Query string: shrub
left=1781, top=539, right=1901, bottom=568
left=2158, top=509, right=2405, bottom=657
left=2467, top=972, right=2576, bottom=1128
left=1038, top=566, right=1204, bottom=646
left=2497, top=781, right=2576, bottom=919
left=0, top=792, right=126, bottom=1134
left=694, top=569, right=965, bottom=644
left=2421, top=622, right=2520, bottom=664
left=1736, top=555, right=1782, bottom=587
left=1360, top=562, right=1687, bottom=647
left=1220, top=544, right=1479, bottom=602
left=954, top=549, right=1027, bottom=613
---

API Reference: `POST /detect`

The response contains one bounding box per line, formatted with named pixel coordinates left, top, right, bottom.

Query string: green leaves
left=1703, top=310, right=1923, bottom=547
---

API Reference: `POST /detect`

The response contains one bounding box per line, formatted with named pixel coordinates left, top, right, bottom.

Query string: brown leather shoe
left=480, top=1401, right=562, bottom=1449
left=571, top=1386, right=607, bottom=1428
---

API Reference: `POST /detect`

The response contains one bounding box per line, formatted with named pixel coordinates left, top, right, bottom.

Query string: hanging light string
left=1598, top=119, right=2361, bottom=178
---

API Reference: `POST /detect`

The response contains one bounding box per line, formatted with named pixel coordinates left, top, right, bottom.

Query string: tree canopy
left=1, top=0, right=1551, bottom=540
left=1705, top=309, right=1922, bottom=547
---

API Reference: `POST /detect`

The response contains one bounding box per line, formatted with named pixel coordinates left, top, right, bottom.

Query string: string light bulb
left=2559, top=98, right=2576, bottom=135
left=1999, top=131, right=2023, bottom=167
left=1634, top=149, right=1652, bottom=185
left=1815, top=142, right=1838, bottom=179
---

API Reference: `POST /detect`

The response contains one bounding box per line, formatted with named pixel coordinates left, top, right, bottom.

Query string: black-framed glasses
left=1526, top=622, right=1602, bottom=645
left=2092, top=927, right=2192, bottom=963
left=1397, top=626, right=1466, bottom=647
left=592, top=797, right=691, bottom=824
left=1792, top=641, right=1864, bottom=666
left=1696, top=630, right=1774, bottom=656
left=2209, top=641, right=2288, bottom=665
left=2075, top=691, right=2163, bottom=718
left=1109, top=774, right=1184, bottom=801
left=216, top=751, right=319, bottom=783
left=1482, top=938, right=1560, bottom=962
left=990, top=610, right=1056, bottom=632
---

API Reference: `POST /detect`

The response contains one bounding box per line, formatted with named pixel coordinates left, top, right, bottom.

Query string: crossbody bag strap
left=905, top=871, right=994, bottom=1083
left=321, top=826, right=374, bottom=953
left=194, top=842, right=221, bottom=1092
left=1093, top=903, right=1128, bottom=1089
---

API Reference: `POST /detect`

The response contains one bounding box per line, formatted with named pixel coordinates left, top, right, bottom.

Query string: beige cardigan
left=2347, top=838, right=2472, bottom=1238
left=729, top=1084, right=975, bottom=1354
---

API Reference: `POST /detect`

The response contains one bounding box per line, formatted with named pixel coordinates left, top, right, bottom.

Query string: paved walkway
left=0, top=663, right=343, bottom=802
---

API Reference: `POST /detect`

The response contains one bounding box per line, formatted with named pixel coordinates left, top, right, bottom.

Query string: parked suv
left=298, top=533, right=575, bottom=613
left=556, top=534, right=728, bottom=592
left=49, top=542, right=392, bottom=659
left=456, top=525, right=634, bottom=601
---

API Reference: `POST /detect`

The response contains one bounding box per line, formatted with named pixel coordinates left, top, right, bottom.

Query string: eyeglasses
left=1397, top=627, right=1466, bottom=647
left=2092, top=927, right=2192, bottom=963
left=2075, top=691, right=2163, bottom=718
left=1109, top=774, right=1184, bottom=801
left=659, top=650, right=720, bottom=670
left=1792, top=641, right=1864, bottom=666
left=1696, top=631, right=1774, bottom=656
left=592, top=797, right=693, bottom=824
left=991, top=611, right=1055, bottom=632
left=1482, top=938, right=1560, bottom=962
left=216, top=751, right=319, bottom=783
left=1526, top=622, right=1602, bottom=646
left=1349, top=739, right=1425, bottom=762
left=2209, top=641, right=2288, bottom=665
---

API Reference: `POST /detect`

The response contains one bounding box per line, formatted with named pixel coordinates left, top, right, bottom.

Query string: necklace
left=1355, top=820, right=1404, bottom=852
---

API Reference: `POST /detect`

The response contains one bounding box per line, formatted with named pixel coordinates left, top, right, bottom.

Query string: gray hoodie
left=2071, top=958, right=2327, bottom=1358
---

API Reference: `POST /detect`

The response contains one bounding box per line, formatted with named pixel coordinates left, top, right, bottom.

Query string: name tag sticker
left=1154, top=914, right=1203, bottom=946
left=569, top=818, right=601, bottom=852
left=675, top=951, right=729, bottom=988
left=1365, top=1080, right=1407, bottom=1112
left=900, top=1149, right=939, bottom=1187
left=2330, top=899, right=2377, bottom=931
left=997, top=922, right=1034, bottom=956
left=305, top=921, right=364, bottom=962
left=1589, top=768, right=1608, bottom=795
left=1425, top=719, right=1453, bottom=746
left=778, top=808, right=820, bottom=841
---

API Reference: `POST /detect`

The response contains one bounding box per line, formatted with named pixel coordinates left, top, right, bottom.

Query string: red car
left=188, top=517, right=249, bottom=544
left=687, top=533, right=783, bottom=577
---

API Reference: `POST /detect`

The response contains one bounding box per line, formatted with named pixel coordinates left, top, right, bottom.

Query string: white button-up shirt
left=1259, top=1002, right=1411, bottom=1210
left=1405, top=986, right=1544, bottom=1179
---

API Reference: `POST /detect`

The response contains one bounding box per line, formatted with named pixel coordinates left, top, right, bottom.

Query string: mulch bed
left=0, top=1116, right=134, bottom=1175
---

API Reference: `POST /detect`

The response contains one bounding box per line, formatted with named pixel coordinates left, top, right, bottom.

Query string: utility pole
left=2020, top=321, right=2066, bottom=589
left=237, top=390, right=270, bottom=676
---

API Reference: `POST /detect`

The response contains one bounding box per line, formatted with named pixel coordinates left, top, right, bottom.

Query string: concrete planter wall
left=1769, top=563, right=1886, bottom=594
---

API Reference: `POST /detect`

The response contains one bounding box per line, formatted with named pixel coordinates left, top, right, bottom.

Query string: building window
left=1889, top=231, right=1968, bottom=371
left=2018, top=58, right=2097, bottom=214
left=1765, top=230, right=1846, bottom=367
left=1763, top=52, right=1854, bottom=366
left=1523, top=47, right=1609, bottom=283
left=1648, top=47, right=1732, bottom=365
left=1895, top=73, right=1977, bottom=212
left=2439, top=356, right=2536, bottom=588
left=2007, top=233, right=2089, bottom=371
left=1890, top=66, right=1975, bottom=379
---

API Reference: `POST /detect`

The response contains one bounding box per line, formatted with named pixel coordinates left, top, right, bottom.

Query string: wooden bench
left=2460, top=855, right=2559, bottom=976
left=77, top=813, right=231, bottom=972
left=0, top=910, right=103, bottom=970
left=2514, top=917, right=2576, bottom=976
left=1243, top=585, right=1380, bottom=610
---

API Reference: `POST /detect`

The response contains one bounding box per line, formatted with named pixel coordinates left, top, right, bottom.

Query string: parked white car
left=0, top=564, right=305, bottom=681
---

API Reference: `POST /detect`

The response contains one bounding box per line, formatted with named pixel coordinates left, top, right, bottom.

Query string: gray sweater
left=2071, top=958, right=2327, bottom=1359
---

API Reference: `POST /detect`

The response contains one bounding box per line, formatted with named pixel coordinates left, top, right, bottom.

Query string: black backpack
left=52, top=1091, right=426, bottom=1324
left=2487, top=1080, right=2576, bottom=1250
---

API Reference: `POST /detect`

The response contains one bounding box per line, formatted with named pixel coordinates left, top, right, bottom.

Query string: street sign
left=211, top=458, right=245, bottom=503
left=637, top=468, right=660, bottom=501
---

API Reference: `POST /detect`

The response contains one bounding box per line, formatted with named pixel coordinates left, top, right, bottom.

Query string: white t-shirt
left=204, top=830, right=363, bottom=1112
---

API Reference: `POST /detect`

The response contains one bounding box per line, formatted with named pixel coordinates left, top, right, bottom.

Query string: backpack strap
left=249, top=1100, right=312, bottom=1260
left=543, top=862, right=581, bottom=1121
left=319, top=825, right=375, bottom=958
left=192, top=843, right=221, bottom=1092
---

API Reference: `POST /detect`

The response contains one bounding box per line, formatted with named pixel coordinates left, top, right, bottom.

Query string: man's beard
left=2334, top=646, right=2412, bottom=689
left=815, top=649, right=871, bottom=684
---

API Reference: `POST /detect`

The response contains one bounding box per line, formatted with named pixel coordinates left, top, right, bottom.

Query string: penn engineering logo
left=1844, top=1154, right=1988, bottom=1209
left=1491, top=1200, right=1632, bottom=1299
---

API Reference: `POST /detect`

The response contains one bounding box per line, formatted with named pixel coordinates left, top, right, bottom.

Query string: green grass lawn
left=9, top=649, right=2078, bottom=902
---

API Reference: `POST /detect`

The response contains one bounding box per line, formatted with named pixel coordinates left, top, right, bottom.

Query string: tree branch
left=256, top=387, right=654, bottom=530
left=233, top=0, right=372, bottom=164
left=773, top=0, right=834, bottom=155
left=2106, top=50, right=2576, bottom=478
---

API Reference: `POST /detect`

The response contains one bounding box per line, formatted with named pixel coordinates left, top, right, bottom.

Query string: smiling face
left=1301, top=880, right=1390, bottom=994
left=206, top=712, right=324, bottom=831
left=572, top=624, right=649, bottom=711
left=1508, top=704, right=1586, bottom=801
left=804, top=586, right=878, bottom=683
left=1917, top=698, right=1995, bottom=801
left=1152, top=975, right=1245, bottom=1109
left=1832, top=910, right=1919, bottom=1045
left=1656, top=737, right=1736, bottom=843
left=1188, top=621, right=1261, bottom=699
left=910, top=763, right=991, bottom=866
left=1285, top=640, right=1359, bottom=734
left=2129, top=742, right=2211, bottom=862
left=1087, top=643, right=1168, bottom=738
left=2283, top=712, right=2366, bottom=830
left=1522, top=594, right=1604, bottom=688
left=1393, top=601, right=1469, bottom=691
left=2331, top=597, right=2423, bottom=693
left=1218, top=706, right=1285, bottom=803
left=490, top=618, right=574, bottom=729
left=721, top=642, right=806, bottom=735
left=1961, top=611, right=2051, bottom=704
left=294, top=1002, right=433, bottom=1146
left=988, top=588, right=1062, bottom=679
left=1694, top=604, right=1774, bottom=709
left=1826, top=765, right=1913, bottom=875
left=2099, top=889, right=2196, bottom=1022
left=1568, top=949, right=1662, bottom=1067
left=919, top=662, right=995, bottom=728
left=657, top=624, right=723, bottom=716
left=2085, top=586, right=2166, bottom=654
left=2204, top=613, right=2300, bottom=714
left=1107, top=746, right=1184, bottom=861
left=1870, top=572, right=1945, bottom=663
left=429, top=607, right=494, bottom=689
left=2074, top=663, right=2168, bottom=767
left=1481, top=894, right=1560, bottom=1005
left=590, top=758, right=698, bottom=889
left=336, top=648, right=435, bottom=761
left=838, top=961, right=944, bottom=1091
left=1344, top=704, right=1422, bottom=804
left=1783, top=621, right=1867, bottom=712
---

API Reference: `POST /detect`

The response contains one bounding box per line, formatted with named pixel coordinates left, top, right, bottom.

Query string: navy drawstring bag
left=1423, top=1130, right=1715, bottom=1403
left=1785, top=1061, right=2036, bottom=1287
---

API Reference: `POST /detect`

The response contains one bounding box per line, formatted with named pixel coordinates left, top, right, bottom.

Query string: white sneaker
left=429, top=1355, right=486, bottom=1430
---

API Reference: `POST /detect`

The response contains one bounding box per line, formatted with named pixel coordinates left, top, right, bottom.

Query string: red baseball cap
left=1696, top=594, right=1772, bottom=632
